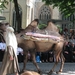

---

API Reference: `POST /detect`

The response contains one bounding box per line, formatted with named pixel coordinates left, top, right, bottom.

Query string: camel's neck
left=24, top=25, right=37, bottom=33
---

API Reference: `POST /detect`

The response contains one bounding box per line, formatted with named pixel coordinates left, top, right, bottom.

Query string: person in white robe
left=0, top=26, right=20, bottom=75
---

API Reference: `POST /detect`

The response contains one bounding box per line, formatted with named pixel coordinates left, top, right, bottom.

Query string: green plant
left=38, top=24, right=47, bottom=29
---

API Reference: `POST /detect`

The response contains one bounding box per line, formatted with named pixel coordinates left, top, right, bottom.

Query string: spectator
left=1, top=42, right=6, bottom=61
left=0, top=42, right=3, bottom=61
left=41, top=51, right=48, bottom=63
left=71, top=43, right=75, bottom=62
left=27, top=51, right=31, bottom=62
left=36, top=52, right=41, bottom=63
left=0, top=23, right=5, bottom=43
left=0, top=23, right=6, bottom=62
left=70, top=36, right=75, bottom=44
left=63, top=42, right=72, bottom=62
left=48, top=50, right=54, bottom=62
left=17, top=47, right=23, bottom=63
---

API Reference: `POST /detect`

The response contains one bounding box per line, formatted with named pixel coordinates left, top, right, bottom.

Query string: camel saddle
left=22, top=31, right=64, bottom=43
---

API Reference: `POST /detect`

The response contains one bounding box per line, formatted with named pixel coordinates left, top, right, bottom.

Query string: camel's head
left=30, top=19, right=39, bottom=27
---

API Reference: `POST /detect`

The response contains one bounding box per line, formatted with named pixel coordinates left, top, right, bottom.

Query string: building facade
left=0, top=0, right=36, bottom=30
left=34, top=0, right=61, bottom=23
left=34, top=0, right=75, bottom=30
left=0, top=0, right=75, bottom=31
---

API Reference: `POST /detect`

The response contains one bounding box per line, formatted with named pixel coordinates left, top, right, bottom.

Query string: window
left=39, top=5, right=51, bottom=24
left=12, top=5, right=22, bottom=31
left=62, top=14, right=75, bottom=30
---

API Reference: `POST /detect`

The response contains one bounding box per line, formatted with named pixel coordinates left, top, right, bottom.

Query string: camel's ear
left=31, top=21, right=38, bottom=26
left=34, top=19, right=39, bottom=24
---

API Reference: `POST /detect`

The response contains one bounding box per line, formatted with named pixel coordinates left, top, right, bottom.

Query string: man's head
left=0, top=23, right=5, bottom=31
left=0, top=22, right=9, bottom=32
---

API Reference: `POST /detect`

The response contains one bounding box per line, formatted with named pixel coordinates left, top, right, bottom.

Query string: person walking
left=0, top=26, right=20, bottom=75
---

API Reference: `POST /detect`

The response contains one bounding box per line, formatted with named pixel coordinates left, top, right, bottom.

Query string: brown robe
left=0, top=46, right=20, bottom=75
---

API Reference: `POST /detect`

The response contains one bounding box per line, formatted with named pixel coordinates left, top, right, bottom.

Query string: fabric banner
left=22, top=32, right=63, bottom=43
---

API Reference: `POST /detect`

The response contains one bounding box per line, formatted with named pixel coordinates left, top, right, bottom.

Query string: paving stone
left=0, top=62, right=75, bottom=75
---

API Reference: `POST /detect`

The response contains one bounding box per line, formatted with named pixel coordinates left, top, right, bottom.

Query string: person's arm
left=7, top=46, right=13, bottom=60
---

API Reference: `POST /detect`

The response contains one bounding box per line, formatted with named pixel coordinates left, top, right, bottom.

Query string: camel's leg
left=56, top=53, right=65, bottom=74
left=30, top=51, right=41, bottom=74
left=48, top=50, right=60, bottom=75
left=22, top=50, right=28, bottom=72
left=48, top=61, right=58, bottom=75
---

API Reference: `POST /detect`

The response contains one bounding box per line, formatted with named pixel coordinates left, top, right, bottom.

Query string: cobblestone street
left=22, top=62, right=75, bottom=75
left=0, top=62, right=75, bottom=75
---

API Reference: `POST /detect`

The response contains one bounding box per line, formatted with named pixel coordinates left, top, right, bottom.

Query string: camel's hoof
left=20, top=70, right=26, bottom=74
left=38, top=70, right=42, bottom=74
left=56, top=71, right=62, bottom=74
left=47, top=70, right=53, bottom=75
left=19, top=71, right=22, bottom=74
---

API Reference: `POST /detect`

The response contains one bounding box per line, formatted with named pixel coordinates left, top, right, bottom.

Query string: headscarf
left=5, top=27, right=17, bottom=57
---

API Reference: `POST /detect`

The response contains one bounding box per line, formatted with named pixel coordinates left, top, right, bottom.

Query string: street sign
left=0, top=16, right=6, bottom=20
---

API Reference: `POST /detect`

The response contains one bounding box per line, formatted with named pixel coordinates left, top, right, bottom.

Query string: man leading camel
left=0, top=26, right=20, bottom=75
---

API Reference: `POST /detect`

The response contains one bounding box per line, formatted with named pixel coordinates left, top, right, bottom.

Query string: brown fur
left=16, top=21, right=65, bottom=75
left=21, top=71, right=40, bottom=75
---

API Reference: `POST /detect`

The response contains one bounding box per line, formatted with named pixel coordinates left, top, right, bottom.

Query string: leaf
left=42, top=0, right=75, bottom=16
left=38, top=24, right=47, bottom=29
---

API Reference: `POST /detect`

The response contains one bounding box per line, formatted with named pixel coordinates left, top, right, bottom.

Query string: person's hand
left=9, top=56, right=13, bottom=60
left=64, top=51, right=68, bottom=54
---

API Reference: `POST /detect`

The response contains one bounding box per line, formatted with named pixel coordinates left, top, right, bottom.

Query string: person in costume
left=0, top=26, right=20, bottom=75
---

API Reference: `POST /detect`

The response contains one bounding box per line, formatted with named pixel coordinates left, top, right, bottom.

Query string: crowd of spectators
left=34, top=29, right=75, bottom=63
left=0, top=42, right=24, bottom=63
left=62, top=29, right=75, bottom=62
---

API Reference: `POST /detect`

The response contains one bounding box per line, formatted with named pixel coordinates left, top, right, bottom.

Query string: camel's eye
left=20, top=35, right=23, bottom=37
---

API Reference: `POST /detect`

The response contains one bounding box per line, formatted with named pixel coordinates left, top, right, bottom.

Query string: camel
left=0, top=20, right=65, bottom=75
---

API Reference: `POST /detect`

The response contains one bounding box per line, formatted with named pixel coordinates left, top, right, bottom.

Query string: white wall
left=26, top=0, right=36, bottom=26
left=52, top=7, right=60, bottom=19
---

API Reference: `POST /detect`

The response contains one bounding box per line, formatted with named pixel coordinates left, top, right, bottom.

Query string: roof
left=39, top=19, right=71, bottom=24
left=49, top=19, right=71, bottom=24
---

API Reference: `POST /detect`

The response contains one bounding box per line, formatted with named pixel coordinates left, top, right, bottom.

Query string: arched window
left=62, top=14, right=75, bottom=30
left=31, top=8, right=33, bottom=21
left=39, top=5, right=51, bottom=24
left=12, top=5, right=22, bottom=31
